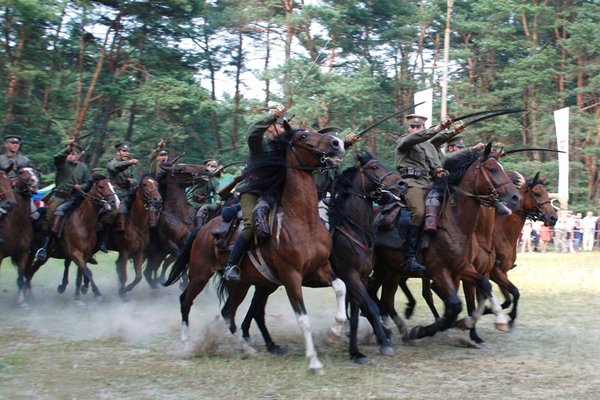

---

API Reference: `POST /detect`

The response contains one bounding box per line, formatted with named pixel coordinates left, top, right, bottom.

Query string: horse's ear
left=160, top=163, right=174, bottom=173
left=282, top=118, right=292, bottom=132
left=539, top=176, right=547, bottom=185
left=533, top=171, right=540, bottom=183
left=483, top=142, right=492, bottom=158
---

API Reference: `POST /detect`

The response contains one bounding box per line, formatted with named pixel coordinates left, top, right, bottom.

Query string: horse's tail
left=215, top=273, right=229, bottom=305
left=162, top=227, right=200, bottom=286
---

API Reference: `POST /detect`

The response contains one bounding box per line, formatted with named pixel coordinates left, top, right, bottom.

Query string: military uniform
left=148, top=146, right=168, bottom=176
left=106, top=143, right=141, bottom=200
left=0, top=135, right=33, bottom=179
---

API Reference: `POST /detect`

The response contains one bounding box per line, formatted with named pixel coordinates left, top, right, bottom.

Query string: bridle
left=453, top=155, right=513, bottom=207
left=286, top=131, right=342, bottom=171
left=139, top=177, right=162, bottom=212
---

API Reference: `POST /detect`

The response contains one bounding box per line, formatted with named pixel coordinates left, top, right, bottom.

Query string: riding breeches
left=404, top=186, right=427, bottom=226
left=239, top=192, right=258, bottom=241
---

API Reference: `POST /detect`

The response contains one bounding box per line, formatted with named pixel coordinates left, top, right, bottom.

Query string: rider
left=106, top=141, right=141, bottom=232
left=395, top=113, right=453, bottom=272
left=186, top=159, right=221, bottom=228
left=222, top=104, right=288, bottom=281
left=0, top=134, right=40, bottom=221
left=148, top=138, right=169, bottom=176
left=34, top=139, right=91, bottom=261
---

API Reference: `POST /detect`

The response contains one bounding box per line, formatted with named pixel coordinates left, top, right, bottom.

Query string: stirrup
left=99, top=242, right=108, bottom=253
left=405, top=257, right=427, bottom=273
left=223, top=264, right=240, bottom=281
left=35, top=248, right=48, bottom=262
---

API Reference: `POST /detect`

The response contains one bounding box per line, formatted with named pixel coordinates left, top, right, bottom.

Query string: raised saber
left=355, top=101, right=426, bottom=138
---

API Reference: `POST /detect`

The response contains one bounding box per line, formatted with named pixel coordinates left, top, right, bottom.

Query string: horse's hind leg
left=123, top=254, right=144, bottom=294
left=57, top=260, right=71, bottom=294
left=219, top=282, right=257, bottom=356
left=179, top=271, right=212, bottom=343
left=241, top=286, right=284, bottom=354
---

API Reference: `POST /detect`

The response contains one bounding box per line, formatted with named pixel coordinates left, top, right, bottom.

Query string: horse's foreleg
left=410, top=271, right=462, bottom=340
left=285, top=284, right=323, bottom=374
left=348, top=301, right=368, bottom=364
left=241, top=286, right=283, bottom=354
left=115, top=253, right=129, bottom=298
left=220, top=282, right=256, bottom=356
left=326, top=277, right=347, bottom=341
left=422, top=278, right=441, bottom=320
left=490, top=269, right=519, bottom=328
left=57, top=260, right=71, bottom=294
left=124, top=253, right=144, bottom=294
left=76, top=260, right=102, bottom=301
left=16, top=255, right=33, bottom=306
left=398, top=276, right=416, bottom=319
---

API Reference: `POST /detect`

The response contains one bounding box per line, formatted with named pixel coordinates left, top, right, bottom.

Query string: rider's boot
left=423, top=204, right=440, bottom=234
left=223, top=235, right=250, bottom=281
left=50, top=214, right=62, bottom=234
left=253, top=205, right=271, bottom=244
left=195, top=209, right=208, bottom=229
left=34, top=232, right=51, bottom=262
left=404, top=224, right=427, bottom=273
left=115, top=213, right=127, bottom=232
left=98, top=224, right=110, bottom=253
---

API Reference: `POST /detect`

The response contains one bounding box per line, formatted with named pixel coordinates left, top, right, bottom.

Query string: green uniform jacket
left=395, top=126, right=446, bottom=189
left=235, top=113, right=280, bottom=194
left=106, top=158, right=141, bottom=198
left=0, top=153, right=32, bottom=179
left=186, top=177, right=219, bottom=209
left=51, top=146, right=91, bottom=201
left=147, top=146, right=163, bottom=176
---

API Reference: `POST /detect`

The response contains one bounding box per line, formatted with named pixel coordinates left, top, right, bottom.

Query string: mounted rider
left=148, top=138, right=169, bottom=177
left=395, top=114, right=453, bottom=272
left=222, top=104, right=289, bottom=281
left=34, top=139, right=91, bottom=261
left=186, top=159, right=221, bottom=228
left=106, top=141, right=142, bottom=231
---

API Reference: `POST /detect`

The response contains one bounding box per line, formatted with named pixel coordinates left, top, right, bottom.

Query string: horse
left=0, top=168, right=24, bottom=301
left=487, top=171, right=558, bottom=326
left=143, top=163, right=209, bottom=288
left=24, top=175, right=119, bottom=302
left=237, top=152, right=405, bottom=364
left=164, top=122, right=346, bottom=374
left=371, top=144, right=521, bottom=341
left=109, top=174, right=162, bottom=298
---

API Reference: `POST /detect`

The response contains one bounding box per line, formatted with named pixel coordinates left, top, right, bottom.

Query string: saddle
left=213, top=209, right=242, bottom=251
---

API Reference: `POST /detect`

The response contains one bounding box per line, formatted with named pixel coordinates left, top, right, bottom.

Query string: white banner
left=554, top=107, right=569, bottom=207
left=414, top=88, right=433, bottom=128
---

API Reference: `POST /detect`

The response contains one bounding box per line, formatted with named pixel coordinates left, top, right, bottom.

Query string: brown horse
left=371, top=144, right=521, bottom=341
left=0, top=168, right=25, bottom=302
left=164, top=123, right=346, bottom=374
left=110, top=174, right=162, bottom=298
left=238, top=152, right=405, bottom=363
left=25, top=175, right=119, bottom=301
left=143, top=163, right=209, bottom=288
left=487, top=171, right=557, bottom=326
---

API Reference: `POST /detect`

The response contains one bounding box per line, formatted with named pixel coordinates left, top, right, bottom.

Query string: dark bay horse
left=110, top=175, right=162, bottom=298
left=143, top=163, right=209, bottom=288
left=239, top=152, right=405, bottom=364
left=371, top=144, right=521, bottom=341
left=164, top=123, right=346, bottom=374
left=25, top=175, right=119, bottom=301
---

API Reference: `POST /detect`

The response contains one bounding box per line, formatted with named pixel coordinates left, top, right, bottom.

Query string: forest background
left=1, top=0, right=599, bottom=212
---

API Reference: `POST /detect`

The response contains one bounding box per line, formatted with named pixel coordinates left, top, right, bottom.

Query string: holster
left=423, top=205, right=439, bottom=234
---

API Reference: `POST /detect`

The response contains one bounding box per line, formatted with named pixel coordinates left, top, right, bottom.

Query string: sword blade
left=356, top=101, right=425, bottom=138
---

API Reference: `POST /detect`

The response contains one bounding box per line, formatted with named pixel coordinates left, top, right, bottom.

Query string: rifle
left=217, top=174, right=244, bottom=200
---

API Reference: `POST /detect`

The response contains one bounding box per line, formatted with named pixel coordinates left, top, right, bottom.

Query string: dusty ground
left=1, top=252, right=599, bottom=399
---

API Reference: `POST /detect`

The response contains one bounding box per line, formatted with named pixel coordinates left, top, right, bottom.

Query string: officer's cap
left=405, top=114, right=428, bottom=126
left=4, top=134, right=22, bottom=143
left=115, top=141, right=131, bottom=151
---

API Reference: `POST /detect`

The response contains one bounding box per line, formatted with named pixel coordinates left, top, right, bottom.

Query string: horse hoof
left=379, top=346, right=395, bottom=357
left=309, top=367, right=324, bottom=376
left=495, top=322, right=510, bottom=332
left=352, top=356, right=369, bottom=365
left=409, top=326, right=422, bottom=340
left=80, top=287, right=88, bottom=295
left=57, top=285, right=66, bottom=294
left=267, top=344, right=287, bottom=355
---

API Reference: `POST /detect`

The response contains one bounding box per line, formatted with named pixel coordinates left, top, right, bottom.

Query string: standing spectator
left=573, top=213, right=583, bottom=251
left=520, top=220, right=534, bottom=253
left=532, top=219, right=543, bottom=251
left=539, top=223, right=553, bottom=253
left=581, top=211, right=597, bottom=251
left=553, top=214, right=568, bottom=253
left=565, top=211, right=576, bottom=253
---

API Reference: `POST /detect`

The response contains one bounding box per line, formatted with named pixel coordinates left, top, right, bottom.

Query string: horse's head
left=160, top=163, right=210, bottom=188
left=138, top=175, right=162, bottom=212
left=16, top=167, right=39, bottom=195
left=355, top=151, right=405, bottom=202
left=520, top=172, right=558, bottom=226
left=454, top=143, right=521, bottom=215
left=283, top=121, right=345, bottom=170
left=0, top=170, right=17, bottom=214
left=88, top=175, right=119, bottom=213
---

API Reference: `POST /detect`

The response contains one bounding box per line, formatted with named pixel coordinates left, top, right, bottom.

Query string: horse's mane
left=431, top=150, right=482, bottom=192
left=238, top=128, right=295, bottom=195
left=329, top=151, right=376, bottom=227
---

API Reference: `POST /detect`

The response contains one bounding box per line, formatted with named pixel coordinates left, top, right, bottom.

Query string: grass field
left=1, top=251, right=599, bottom=399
